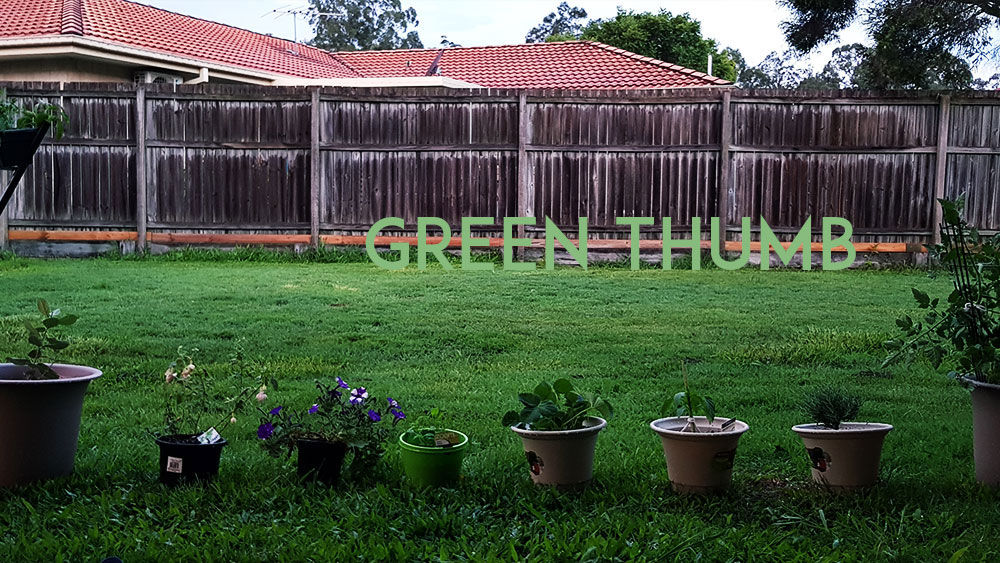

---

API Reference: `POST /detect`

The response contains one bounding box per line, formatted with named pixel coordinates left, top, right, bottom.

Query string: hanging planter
left=0, top=127, right=47, bottom=169
left=0, top=90, right=68, bottom=215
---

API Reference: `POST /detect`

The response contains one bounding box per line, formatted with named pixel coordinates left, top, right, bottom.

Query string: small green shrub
left=802, top=386, right=862, bottom=429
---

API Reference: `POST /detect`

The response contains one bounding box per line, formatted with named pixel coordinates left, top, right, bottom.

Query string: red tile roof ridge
left=61, top=0, right=84, bottom=36
left=581, top=40, right=731, bottom=85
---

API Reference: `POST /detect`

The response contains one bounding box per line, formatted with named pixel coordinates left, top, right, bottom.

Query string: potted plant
left=502, top=378, right=612, bottom=488
left=399, top=407, right=469, bottom=487
left=154, top=346, right=271, bottom=485
left=0, top=89, right=68, bottom=169
left=886, top=198, right=1000, bottom=486
left=258, top=377, right=405, bottom=486
left=649, top=365, right=749, bottom=494
left=791, top=387, right=892, bottom=491
left=1, top=300, right=101, bottom=488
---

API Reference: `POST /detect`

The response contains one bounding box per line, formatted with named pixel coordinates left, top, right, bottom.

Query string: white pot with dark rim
left=511, top=417, right=606, bottom=487
left=791, top=422, right=892, bottom=491
left=650, top=416, right=748, bottom=494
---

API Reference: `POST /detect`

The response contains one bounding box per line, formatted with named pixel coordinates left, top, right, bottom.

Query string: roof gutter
left=0, top=35, right=290, bottom=85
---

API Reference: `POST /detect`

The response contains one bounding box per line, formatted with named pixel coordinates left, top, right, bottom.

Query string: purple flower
left=349, top=387, right=368, bottom=405
left=367, top=410, right=381, bottom=422
left=257, top=422, right=274, bottom=440
left=327, top=389, right=342, bottom=399
left=308, top=404, right=319, bottom=414
left=391, top=409, right=406, bottom=421
left=269, top=406, right=283, bottom=416
left=387, top=397, right=399, bottom=408
left=336, top=377, right=349, bottom=389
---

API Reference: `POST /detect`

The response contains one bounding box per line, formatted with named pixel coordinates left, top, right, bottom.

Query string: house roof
left=0, top=0, right=731, bottom=88
left=0, top=0, right=360, bottom=79
left=336, top=41, right=731, bottom=89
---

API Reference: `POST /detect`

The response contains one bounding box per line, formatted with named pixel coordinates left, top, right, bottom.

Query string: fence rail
left=2, top=82, right=999, bottom=252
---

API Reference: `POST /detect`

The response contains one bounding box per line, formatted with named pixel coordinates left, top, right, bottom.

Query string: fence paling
left=1, top=83, right=998, bottom=250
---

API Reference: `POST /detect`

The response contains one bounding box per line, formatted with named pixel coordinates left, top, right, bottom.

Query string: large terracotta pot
left=965, top=377, right=1000, bottom=487
left=650, top=416, right=748, bottom=494
left=792, top=422, right=892, bottom=491
left=0, top=363, right=102, bottom=487
left=511, top=417, right=606, bottom=487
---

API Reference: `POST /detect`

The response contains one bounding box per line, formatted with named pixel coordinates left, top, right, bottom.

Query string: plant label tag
left=166, top=456, right=183, bottom=474
left=198, top=428, right=221, bottom=444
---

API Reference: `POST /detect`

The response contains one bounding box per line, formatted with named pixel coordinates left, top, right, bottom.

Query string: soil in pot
left=792, top=423, right=892, bottom=491
left=967, top=378, right=1000, bottom=487
left=155, top=435, right=227, bottom=486
left=399, top=430, right=469, bottom=487
left=296, top=439, right=348, bottom=486
left=511, top=417, right=606, bottom=488
left=650, top=416, right=749, bottom=494
left=0, top=363, right=102, bottom=488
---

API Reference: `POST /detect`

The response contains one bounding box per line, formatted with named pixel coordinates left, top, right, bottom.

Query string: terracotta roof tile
left=0, top=1, right=731, bottom=88
left=336, top=41, right=730, bottom=89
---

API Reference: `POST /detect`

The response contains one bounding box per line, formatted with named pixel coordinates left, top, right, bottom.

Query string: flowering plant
left=158, top=345, right=275, bottom=442
left=258, top=377, right=405, bottom=474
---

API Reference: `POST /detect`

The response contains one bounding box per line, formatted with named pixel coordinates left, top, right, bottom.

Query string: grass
left=0, top=254, right=997, bottom=562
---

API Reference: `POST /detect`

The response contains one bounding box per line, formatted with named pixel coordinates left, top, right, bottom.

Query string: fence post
left=310, top=87, right=321, bottom=249
left=717, top=90, right=732, bottom=245
left=516, top=92, right=531, bottom=254
left=931, top=94, right=951, bottom=246
left=135, top=86, right=147, bottom=253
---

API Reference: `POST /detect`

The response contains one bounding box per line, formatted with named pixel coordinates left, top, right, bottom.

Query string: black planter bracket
left=0, top=123, right=50, bottom=216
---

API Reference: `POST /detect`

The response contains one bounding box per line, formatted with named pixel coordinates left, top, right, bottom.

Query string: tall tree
left=525, top=3, right=588, bottom=43
left=577, top=9, right=738, bottom=82
left=308, top=0, right=423, bottom=52
left=781, top=0, right=999, bottom=88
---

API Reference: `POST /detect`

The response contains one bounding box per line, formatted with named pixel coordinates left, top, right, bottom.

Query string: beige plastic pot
left=650, top=416, right=748, bottom=494
left=965, top=378, right=1000, bottom=487
left=0, top=364, right=102, bottom=488
left=511, top=417, right=606, bottom=487
left=792, top=422, right=892, bottom=491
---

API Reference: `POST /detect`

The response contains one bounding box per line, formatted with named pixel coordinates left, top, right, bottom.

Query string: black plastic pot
left=155, top=435, right=227, bottom=485
left=296, top=439, right=348, bottom=486
left=0, top=128, right=44, bottom=169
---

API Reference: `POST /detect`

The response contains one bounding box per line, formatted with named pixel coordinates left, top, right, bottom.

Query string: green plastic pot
left=398, top=430, right=469, bottom=487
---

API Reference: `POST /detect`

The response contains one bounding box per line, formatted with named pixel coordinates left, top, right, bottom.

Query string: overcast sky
left=142, top=0, right=998, bottom=77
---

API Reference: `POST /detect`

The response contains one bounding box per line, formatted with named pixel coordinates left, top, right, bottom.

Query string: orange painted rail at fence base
left=6, top=230, right=927, bottom=254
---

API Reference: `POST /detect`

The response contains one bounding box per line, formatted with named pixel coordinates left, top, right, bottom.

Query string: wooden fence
left=2, top=82, right=999, bottom=253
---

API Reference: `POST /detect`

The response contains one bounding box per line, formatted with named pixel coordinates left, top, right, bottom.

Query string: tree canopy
left=525, top=2, right=588, bottom=43
left=781, top=0, right=1000, bottom=88
left=308, top=0, right=423, bottom=52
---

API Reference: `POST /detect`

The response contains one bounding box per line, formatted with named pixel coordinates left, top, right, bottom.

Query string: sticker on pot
left=807, top=447, right=832, bottom=472
left=712, top=449, right=737, bottom=471
left=166, top=456, right=184, bottom=474
left=525, top=451, right=544, bottom=475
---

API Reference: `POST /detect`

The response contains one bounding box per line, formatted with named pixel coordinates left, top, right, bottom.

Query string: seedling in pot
left=501, top=378, right=613, bottom=430
left=403, top=407, right=461, bottom=447
left=661, top=362, right=730, bottom=432
left=802, top=386, right=862, bottom=429
left=4, top=299, right=78, bottom=380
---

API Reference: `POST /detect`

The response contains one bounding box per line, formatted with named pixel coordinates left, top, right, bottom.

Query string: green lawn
left=0, top=254, right=997, bottom=562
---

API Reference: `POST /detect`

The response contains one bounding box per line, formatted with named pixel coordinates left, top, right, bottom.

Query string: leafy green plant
left=0, top=88, right=69, bottom=139
left=258, top=377, right=405, bottom=477
left=401, top=407, right=462, bottom=447
left=662, top=362, right=715, bottom=423
left=885, top=198, right=1000, bottom=384
left=4, top=299, right=78, bottom=380
left=501, top=378, right=612, bottom=431
left=802, top=387, right=862, bottom=430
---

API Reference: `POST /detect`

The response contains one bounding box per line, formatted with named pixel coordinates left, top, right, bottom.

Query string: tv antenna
left=266, top=5, right=344, bottom=54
